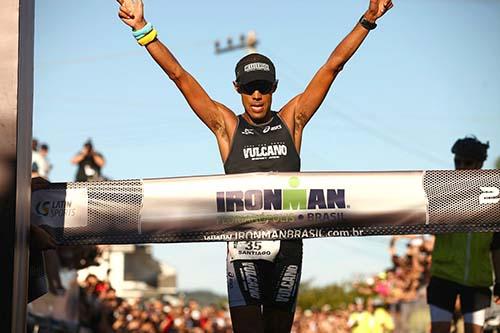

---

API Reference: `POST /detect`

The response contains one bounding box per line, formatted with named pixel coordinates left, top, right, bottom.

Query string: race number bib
left=228, top=240, right=281, bottom=262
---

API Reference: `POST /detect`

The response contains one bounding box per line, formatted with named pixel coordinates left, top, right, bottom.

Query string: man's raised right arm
left=116, top=0, right=236, bottom=139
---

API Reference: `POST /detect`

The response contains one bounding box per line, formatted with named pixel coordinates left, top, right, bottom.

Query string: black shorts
left=426, top=276, right=492, bottom=313
left=226, top=240, right=303, bottom=313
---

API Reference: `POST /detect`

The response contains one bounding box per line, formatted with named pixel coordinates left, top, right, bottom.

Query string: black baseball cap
left=235, top=53, right=276, bottom=85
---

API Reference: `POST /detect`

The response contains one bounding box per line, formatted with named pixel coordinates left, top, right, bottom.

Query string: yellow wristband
left=138, top=28, right=158, bottom=46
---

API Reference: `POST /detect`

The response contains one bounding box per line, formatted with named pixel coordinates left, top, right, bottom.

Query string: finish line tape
left=31, top=171, right=500, bottom=245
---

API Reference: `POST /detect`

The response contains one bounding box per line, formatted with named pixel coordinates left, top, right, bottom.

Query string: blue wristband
left=132, top=22, right=153, bottom=39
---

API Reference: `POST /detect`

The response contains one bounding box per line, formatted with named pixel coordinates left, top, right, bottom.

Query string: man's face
left=454, top=154, right=483, bottom=170
left=83, top=144, right=92, bottom=154
left=355, top=302, right=364, bottom=312
left=86, top=276, right=98, bottom=287
left=235, top=80, right=277, bottom=123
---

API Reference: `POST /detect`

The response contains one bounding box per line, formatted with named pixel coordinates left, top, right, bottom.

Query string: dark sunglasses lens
left=240, top=82, right=273, bottom=94
left=259, top=82, right=273, bottom=94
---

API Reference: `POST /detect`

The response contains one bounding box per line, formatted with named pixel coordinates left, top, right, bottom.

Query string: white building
left=78, top=245, right=177, bottom=299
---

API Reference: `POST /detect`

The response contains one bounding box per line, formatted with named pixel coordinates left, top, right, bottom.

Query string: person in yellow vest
left=349, top=298, right=393, bottom=333
left=373, top=299, right=395, bottom=333
left=348, top=298, right=372, bottom=333
left=427, top=136, right=500, bottom=333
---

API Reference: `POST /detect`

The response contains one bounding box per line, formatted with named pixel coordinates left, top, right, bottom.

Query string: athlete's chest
left=235, top=120, right=293, bottom=160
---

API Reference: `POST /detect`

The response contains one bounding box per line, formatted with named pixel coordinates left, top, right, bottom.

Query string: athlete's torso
left=431, top=232, right=494, bottom=287
left=224, top=111, right=302, bottom=259
left=224, top=111, right=300, bottom=174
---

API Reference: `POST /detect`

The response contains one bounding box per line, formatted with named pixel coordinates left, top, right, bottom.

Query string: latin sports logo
left=34, top=199, right=76, bottom=217
left=216, top=177, right=346, bottom=213
left=35, top=201, right=50, bottom=216
left=479, top=187, right=500, bottom=204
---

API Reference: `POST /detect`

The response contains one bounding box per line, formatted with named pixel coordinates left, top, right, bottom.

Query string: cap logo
left=244, top=62, right=270, bottom=73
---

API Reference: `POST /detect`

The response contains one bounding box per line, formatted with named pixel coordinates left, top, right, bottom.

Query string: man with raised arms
left=116, top=1, right=394, bottom=331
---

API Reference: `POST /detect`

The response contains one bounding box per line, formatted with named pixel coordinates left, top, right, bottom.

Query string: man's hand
left=30, top=225, right=57, bottom=251
left=494, top=283, right=500, bottom=304
left=117, top=0, right=147, bottom=31
left=32, top=176, right=50, bottom=192
left=366, top=0, right=394, bottom=22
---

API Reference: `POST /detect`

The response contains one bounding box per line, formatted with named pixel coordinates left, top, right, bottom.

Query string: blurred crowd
left=75, top=274, right=232, bottom=333
left=291, top=235, right=434, bottom=333
left=292, top=300, right=394, bottom=333
left=292, top=306, right=351, bottom=333
left=45, top=272, right=397, bottom=333
left=29, top=235, right=432, bottom=333
left=354, top=235, right=433, bottom=306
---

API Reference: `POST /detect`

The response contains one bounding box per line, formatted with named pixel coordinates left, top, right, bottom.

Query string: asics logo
left=263, top=124, right=282, bottom=133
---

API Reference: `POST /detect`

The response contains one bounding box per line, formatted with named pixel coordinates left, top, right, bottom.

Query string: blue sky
left=34, top=0, right=500, bottom=294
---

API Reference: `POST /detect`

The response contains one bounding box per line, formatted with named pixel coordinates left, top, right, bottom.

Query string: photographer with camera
left=71, top=139, right=106, bottom=182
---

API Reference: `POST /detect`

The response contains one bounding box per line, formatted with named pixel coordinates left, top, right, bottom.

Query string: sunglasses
left=238, top=80, right=275, bottom=95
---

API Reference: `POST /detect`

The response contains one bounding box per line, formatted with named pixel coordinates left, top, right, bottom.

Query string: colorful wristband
left=137, top=28, right=158, bottom=46
left=132, top=22, right=153, bottom=39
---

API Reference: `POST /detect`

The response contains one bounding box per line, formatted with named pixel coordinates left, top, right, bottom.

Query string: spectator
left=31, top=138, right=40, bottom=177
left=427, top=136, right=500, bottom=333
left=32, top=138, right=39, bottom=151
left=347, top=298, right=371, bottom=333
left=71, top=139, right=106, bottom=182
left=139, top=320, right=159, bottom=333
left=32, top=143, right=52, bottom=180
left=388, top=235, right=430, bottom=301
left=372, top=299, right=395, bottom=333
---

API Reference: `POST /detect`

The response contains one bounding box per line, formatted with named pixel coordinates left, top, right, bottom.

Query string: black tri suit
left=224, top=111, right=302, bottom=312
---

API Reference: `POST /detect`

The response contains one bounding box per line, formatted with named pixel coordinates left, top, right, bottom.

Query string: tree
left=297, top=280, right=361, bottom=310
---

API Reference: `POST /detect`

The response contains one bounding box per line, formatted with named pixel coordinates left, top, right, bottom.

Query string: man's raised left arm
left=286, top=0, right=394, bottom=131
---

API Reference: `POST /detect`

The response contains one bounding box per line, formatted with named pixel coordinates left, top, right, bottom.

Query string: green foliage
left=496, top=156, right=500, bottom=170
left=297, top=280, right=360, bottom=310
left=181, top=290, right=226, bottom=307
